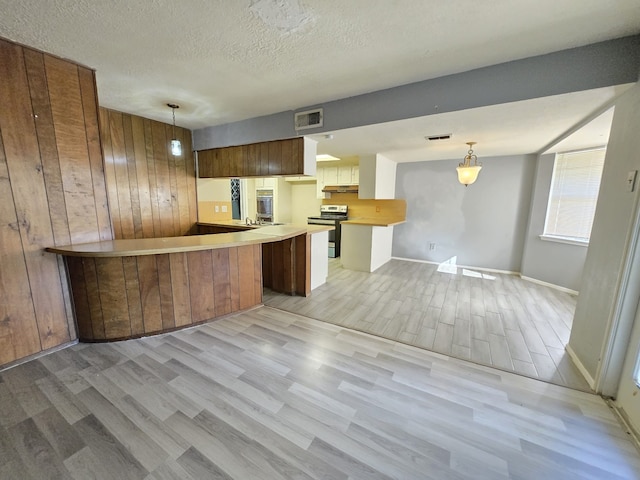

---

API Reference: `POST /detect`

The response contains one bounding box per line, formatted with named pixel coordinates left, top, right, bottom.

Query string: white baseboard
left=390, top=257, right=579, bottom=295
left=608, top=401, right=640, bottom=451
left=520, top=275, right=579, bottom=295
left=565, top=343, right=596, bottom=390
left=391, top=257, right=519, bottom=276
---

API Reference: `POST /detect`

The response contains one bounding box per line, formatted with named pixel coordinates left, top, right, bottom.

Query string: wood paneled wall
left=65, top=246, right=262, bottom=341
left=0, top=38, right=112, bottom=366
left=100, top=108, right=197, bottom=239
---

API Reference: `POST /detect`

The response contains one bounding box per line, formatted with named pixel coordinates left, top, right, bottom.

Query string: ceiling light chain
left=168, top=103, right=182, bottom=156
left=456, top=141, right=482, bottom=186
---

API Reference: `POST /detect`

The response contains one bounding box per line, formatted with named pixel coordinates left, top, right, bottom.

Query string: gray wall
left=569, top=84, right=640, bottom=380
left=520, top=154, right=588, bottom=291
left=193, top=36, right=640, bottom=150
left=392, top=155, right=536, bottom=272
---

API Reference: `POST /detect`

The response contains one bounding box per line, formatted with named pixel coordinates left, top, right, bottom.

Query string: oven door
left=307, top=217, right=337, bottom=257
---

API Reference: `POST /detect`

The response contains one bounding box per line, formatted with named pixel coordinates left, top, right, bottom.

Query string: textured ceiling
left=1, top=0, right=639, bottom=132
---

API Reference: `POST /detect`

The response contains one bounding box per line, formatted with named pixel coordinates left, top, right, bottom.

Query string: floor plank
left=265, top=258, right=589, bottom=391
left=0, top=306, right=638, bottom=479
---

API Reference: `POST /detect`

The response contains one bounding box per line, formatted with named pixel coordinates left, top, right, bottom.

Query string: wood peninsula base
left=64, top=245, right=262, bottom=342
left=48, top=224, right=332, bottom=342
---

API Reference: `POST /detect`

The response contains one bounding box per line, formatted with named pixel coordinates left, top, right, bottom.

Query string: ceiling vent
left=426, top=133, right=452, bottom=141
left=295, top=108, right=323, bottom=130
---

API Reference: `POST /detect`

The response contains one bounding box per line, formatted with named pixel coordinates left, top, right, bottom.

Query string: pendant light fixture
left=456, top=141, right=482, bottom=186
left=167, top=103, right=182, bottom=156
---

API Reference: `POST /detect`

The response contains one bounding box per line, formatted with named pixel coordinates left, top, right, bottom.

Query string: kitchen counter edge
left=46, top=224, right=334, bottom=258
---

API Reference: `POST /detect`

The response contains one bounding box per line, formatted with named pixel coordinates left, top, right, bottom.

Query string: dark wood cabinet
left=197, top=136, right=316, bottom=178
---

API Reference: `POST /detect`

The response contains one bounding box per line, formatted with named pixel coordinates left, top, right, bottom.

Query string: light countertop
left=47, top=224, right=334, bottom=258
left=341, top=218, right=406, bottom=227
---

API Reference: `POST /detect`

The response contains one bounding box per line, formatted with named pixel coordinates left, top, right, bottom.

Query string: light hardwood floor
left=0, top=306, right=638, bottom=479
left=264, top=258, right=591, bottom=391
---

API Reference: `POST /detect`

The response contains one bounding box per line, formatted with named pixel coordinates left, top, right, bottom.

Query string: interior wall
left=193, top=36, right=640, bottom=150
left=392, top=154, right=536, bottom=272
left=100, top=108, right=197, bottom=239
left=291, top=183, right=321, bottom=225
left=0, top=39, right=112, bottom=366
left=569, top=83, right=640, bottom=381
left=197, top=178, right=233, bottom=222
left=520, top=154, right=588, bottom=291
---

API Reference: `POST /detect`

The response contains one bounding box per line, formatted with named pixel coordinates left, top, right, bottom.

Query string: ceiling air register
left=295, top=108, right=323, bottom=130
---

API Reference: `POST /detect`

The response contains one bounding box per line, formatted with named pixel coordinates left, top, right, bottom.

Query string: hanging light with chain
left=456, top=141, right=482, bottom=186
left=168, top=103, right=182, bottom=156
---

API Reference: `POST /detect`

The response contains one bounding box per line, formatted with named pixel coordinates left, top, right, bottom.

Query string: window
left=542, top=147, right=606, bottom=245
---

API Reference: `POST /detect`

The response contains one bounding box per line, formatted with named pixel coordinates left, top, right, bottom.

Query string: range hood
left=322, top=185, right=359, bottom=193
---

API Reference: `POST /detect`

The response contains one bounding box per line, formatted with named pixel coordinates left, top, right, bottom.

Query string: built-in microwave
left=256, top=189, right=274, bottom=223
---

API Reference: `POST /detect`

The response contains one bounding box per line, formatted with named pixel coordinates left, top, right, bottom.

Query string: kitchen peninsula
left=47, top=224, right=331, bottom=342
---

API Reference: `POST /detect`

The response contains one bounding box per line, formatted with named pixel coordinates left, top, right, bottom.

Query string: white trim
left=608, top=401, right=640, bottom=450
left=391, top=257, right=519, bottom=275
left=520, top=275, right=579, bottom=295
left=539, top=234, right=589, bottom=247
left=566, top=343, right=596, bottom=389
left=595, top=181, right=640, bottom=396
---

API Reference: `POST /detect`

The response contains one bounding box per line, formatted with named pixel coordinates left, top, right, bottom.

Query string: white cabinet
left=352, top=166, right=359, bottom=184
left=316, top=165, right=359, bottom=199
left=255, top=177, right=275, bottom=188
left=323, top=167, right=338, bottom=185
left=338, top=166, right=352, bottom=184
left=338, top=165, right=359, bottom=184
left=284, top=176, right=316, bottom=183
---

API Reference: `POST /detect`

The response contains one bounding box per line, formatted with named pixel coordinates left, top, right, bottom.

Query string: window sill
left=539, top=235, right=589, bottom=247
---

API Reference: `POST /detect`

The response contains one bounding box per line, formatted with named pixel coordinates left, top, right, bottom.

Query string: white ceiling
left=309, top=86, right=627, bottom=163
left=0, top=0, right=639, bottom=161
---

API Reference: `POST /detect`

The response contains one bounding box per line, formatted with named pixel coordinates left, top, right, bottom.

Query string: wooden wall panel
left=137, top=255, right=162, bottom=334
left=0, top=39, right=73, bottom=359
left=228, top=247, right=241, bottom=312
left=170, top=253, right=192, bottom=327
left=212, top=249, right=232, bottom=316
left=95, top=258, right=130, bottom=339
left=157, top=254, right=176, bottom=330
left=100, top=108, right=196, bottom=240
left=122, top=257, right=144, bottom=336
left=82, top=258, right=106, bottom=340
left=78, top=68, right=112, bottom=242
left=46, top=55, right=102, bottom=244
left=23, top=49, right=70, bottom=246
left=0, top=133, right=41, bottom=363
left=65, top=257, right=93, bottom=341
left=188, top=251, right=216, bottom=322
left=239, top=244, right=263, bottom=309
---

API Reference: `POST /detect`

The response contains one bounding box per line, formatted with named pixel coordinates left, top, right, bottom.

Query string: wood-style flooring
left=264, top=258, right=590, bottom=391
left=0, top=306, right=638, bottom=479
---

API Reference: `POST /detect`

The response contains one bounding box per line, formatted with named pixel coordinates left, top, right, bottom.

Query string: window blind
left=544, top=147, right=606, bottom=242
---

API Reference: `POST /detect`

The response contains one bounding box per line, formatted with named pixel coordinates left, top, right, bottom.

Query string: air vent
left=426, top=133, right=452, bottom=141
left=295, top=108, right=323, bottom=130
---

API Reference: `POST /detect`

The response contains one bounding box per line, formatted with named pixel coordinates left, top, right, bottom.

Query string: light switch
left=221, top=205, right=228, bottom=212
left=627, top=170, right=637, bottom=192
left=214, top=205, right=219, bottom=212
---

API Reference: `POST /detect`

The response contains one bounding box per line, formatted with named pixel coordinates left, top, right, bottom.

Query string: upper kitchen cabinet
left=197, top=137, right=317, bottom=178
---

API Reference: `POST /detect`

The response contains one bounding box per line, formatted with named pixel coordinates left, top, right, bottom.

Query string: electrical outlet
left=221, top=205, right=228, bottom=212
left=429, top=243, right=436, bottom=251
